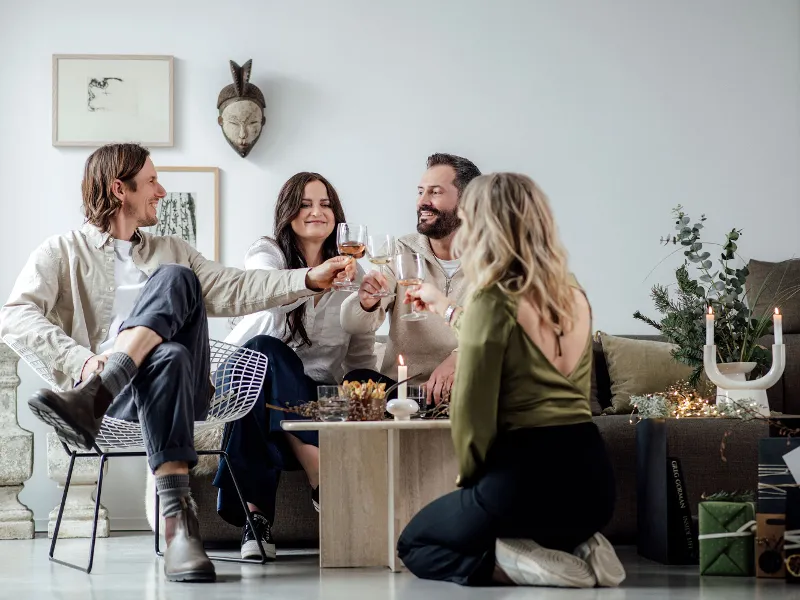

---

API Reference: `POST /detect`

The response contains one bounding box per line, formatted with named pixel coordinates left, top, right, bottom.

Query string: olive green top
left=450, top=281, right=593, bottom=486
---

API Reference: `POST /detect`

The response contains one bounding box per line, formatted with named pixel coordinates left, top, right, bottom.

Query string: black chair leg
left=49, top=449, right=107, bottom=574
left=85, top=454, right=108, bottom=573
left=48, top=448, right=76, bottom=562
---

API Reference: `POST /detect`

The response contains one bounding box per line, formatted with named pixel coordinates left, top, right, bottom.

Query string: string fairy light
left=630, top=379, right=762, bottom=423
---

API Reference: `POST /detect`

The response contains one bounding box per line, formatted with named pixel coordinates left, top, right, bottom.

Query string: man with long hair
left=0, top=143, right=353, bottom=583
left=340, top=153, right=481, bottom=403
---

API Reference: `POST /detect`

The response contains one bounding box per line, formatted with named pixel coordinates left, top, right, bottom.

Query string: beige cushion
left=598, top=332, right=693, bottom=414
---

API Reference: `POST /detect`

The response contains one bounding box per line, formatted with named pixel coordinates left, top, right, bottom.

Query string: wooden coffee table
left=281, top=419, right=457, bottom=570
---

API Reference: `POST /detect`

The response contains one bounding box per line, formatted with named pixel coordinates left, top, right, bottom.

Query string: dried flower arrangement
left=341, top=380, right=387, bottom=421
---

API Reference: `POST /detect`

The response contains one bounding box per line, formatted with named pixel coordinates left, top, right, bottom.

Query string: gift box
left=758, top=437, right=800, bottom=514
left=756, top=513, right=786, bottom=578
left=785, top=487, right=800, bottom=583
left=698, top=499, right=756, bottom=576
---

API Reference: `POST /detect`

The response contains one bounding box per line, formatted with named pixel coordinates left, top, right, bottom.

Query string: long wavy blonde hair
left=454, top=172, right=577, bottom=335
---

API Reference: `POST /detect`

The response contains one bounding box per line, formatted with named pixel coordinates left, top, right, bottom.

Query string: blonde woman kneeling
left=398, top=173, right=625, bottom=588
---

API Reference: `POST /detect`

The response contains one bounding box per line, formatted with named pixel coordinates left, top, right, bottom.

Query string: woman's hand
left=404, top=283, right=450, bottom=318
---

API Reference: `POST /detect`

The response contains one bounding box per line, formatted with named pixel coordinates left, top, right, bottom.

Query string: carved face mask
left=217, top=59, right=266, bottom=158
left=218, top=99, right=265, bottom=157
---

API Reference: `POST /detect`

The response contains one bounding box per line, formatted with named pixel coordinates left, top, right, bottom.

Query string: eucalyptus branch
left=635, top=207, right=774, bottom=377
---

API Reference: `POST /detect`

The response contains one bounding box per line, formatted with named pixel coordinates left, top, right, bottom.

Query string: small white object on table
left=282, top=419, right=457, bottom=570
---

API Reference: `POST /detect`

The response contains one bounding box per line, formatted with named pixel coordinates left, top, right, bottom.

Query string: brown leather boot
left=28, top=374, right=112, bottom=449
left=163, top=498, right=216, bottom=583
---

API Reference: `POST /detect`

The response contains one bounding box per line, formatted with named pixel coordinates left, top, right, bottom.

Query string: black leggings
left=397, top=422, right=615, bottom=586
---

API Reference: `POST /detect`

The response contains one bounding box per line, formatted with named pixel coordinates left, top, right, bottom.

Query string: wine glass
left=335, top=223, right=367, bottom=292
left=394, top=252, right=427, bottom=321
left=366, top=233, right=396, bottom=298
left=317, top=385, right=349, bottom=421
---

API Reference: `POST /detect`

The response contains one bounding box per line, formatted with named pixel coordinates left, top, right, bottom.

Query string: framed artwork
left=142, top=167, right=220, bottom=261
left=52, top=54, right=173, bottom=147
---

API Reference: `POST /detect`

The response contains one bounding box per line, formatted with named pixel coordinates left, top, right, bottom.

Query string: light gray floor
left=0, top=533, right=791, bottom=600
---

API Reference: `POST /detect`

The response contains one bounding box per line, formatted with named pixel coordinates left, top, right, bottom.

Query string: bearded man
left=340, top=153, right=481, bottom=405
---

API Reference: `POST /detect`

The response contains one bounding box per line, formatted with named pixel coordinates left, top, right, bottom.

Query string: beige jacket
left=340, top=233, right=467, bottom=383
left=0, top=224, right=315, bottom=390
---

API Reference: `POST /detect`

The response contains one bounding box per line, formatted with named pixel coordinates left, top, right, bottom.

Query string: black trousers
left=214, top=335, right=321, bottom=526
left=397, top=422, right=616, bottom=586
left=105, top=264, right=211, bottom=472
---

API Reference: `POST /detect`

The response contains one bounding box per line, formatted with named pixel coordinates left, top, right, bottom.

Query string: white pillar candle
left=398, top=356, right=407, bottom=402
left=774, top=308, right=783, bottom=345
left=706, top=306, right=714, bottom=346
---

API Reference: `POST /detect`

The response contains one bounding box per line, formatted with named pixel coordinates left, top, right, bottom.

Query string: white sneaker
left=495, top=538, right=597, bottom=587
left=573, top=533, right=626, bottom=587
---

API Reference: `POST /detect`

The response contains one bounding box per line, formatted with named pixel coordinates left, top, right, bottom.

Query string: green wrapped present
left=698, top=497, right=756, bottom=576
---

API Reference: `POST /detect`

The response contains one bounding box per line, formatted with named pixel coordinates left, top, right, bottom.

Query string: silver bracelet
left=444, top=304, right=456, bottom=324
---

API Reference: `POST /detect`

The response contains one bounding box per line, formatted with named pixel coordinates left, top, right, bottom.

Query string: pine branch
left=633, top=311, right=662, bottom=331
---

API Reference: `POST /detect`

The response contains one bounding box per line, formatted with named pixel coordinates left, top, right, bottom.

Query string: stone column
left=47, top=433, right=109, bottom=538
left=0, top=343, right=34, bottom=539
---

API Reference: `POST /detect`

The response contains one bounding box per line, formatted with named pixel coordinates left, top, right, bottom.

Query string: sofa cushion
left=747, top=259, right=800, bottom=334
left=598, top=332, right=693, bottom=415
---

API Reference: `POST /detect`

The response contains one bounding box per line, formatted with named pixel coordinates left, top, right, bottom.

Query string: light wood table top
left=281, top=419, right=451, bottom=431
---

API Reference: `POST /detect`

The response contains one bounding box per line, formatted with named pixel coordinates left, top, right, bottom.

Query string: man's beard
left=124, top=200, right=158, bottom=228
left=416, top=205, right=461, bottom=239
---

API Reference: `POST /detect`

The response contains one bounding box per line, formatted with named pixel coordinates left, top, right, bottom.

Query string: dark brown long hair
left=82, top=143, right=150, bottom=231
left=273, top=172, right=346, bottom=346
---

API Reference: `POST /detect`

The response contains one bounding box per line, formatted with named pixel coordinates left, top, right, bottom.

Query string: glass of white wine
left=394, top=252, right=427, bottom=321
left=366, top=234, right=396, bottom=298
left=335, top=223, right=367, bottom=292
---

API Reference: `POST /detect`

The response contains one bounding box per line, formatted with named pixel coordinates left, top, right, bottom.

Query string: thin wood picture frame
left=52, top=54, right=174, bottom=147
left=142, top=167, right=221, bottom=262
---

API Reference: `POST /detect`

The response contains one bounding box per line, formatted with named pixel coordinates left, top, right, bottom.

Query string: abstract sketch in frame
left=52, top=54, right=174, bottom=146
left=141, top=167, right=220, bottom=261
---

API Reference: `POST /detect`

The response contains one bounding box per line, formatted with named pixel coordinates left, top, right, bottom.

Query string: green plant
left=634, top=205, right=797, bottom=385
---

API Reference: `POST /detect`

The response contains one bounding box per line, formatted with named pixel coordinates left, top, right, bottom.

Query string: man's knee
left=150, top=342, right=193, bottom=374
left=151, top=264, right=201, bottom=294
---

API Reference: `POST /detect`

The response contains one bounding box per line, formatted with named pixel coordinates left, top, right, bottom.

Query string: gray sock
left=99, top=352, right=138, bottom=397
left=155, top=474, right=191, bottom=518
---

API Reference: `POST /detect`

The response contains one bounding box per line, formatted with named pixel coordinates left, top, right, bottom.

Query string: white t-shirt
left=435, top=256, right=461, bottom=278
left=97, top=240, right=148, bottom=353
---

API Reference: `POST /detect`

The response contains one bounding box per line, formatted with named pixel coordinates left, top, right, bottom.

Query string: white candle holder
left=703, top=343, right=785, bottom=417
left=386, top=384, right=424, bottom=421
left=386, top=398, right=420, bottom=420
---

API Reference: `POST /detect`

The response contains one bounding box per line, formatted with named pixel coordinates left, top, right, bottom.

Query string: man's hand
left=425, top=352, right=457, bottom=405
left=357, top=271, right=390, bottom=312
left=306, top=257, right=355, bottom=291
left=81, top=354, right=108, bottom=381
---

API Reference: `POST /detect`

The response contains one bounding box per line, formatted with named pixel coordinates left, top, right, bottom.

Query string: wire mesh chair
left=3, top=335, right=271, bottom=574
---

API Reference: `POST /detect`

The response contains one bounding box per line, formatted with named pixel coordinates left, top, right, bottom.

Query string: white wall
left=0, top=0, right=797, bottom=530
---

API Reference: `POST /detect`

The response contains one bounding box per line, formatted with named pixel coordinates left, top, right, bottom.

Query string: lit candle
left=774, top=308, right=783, bottom=345
left=705, top=306, right=714, bottom=346
left=398, top=355, right=407, bottom=402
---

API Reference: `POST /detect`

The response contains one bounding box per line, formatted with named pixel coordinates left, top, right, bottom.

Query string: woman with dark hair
left=213, top=172, right=376, bottom=560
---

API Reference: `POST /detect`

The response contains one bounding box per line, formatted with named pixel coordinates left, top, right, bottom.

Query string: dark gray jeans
left=105, top=264, right=211, bottom=472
